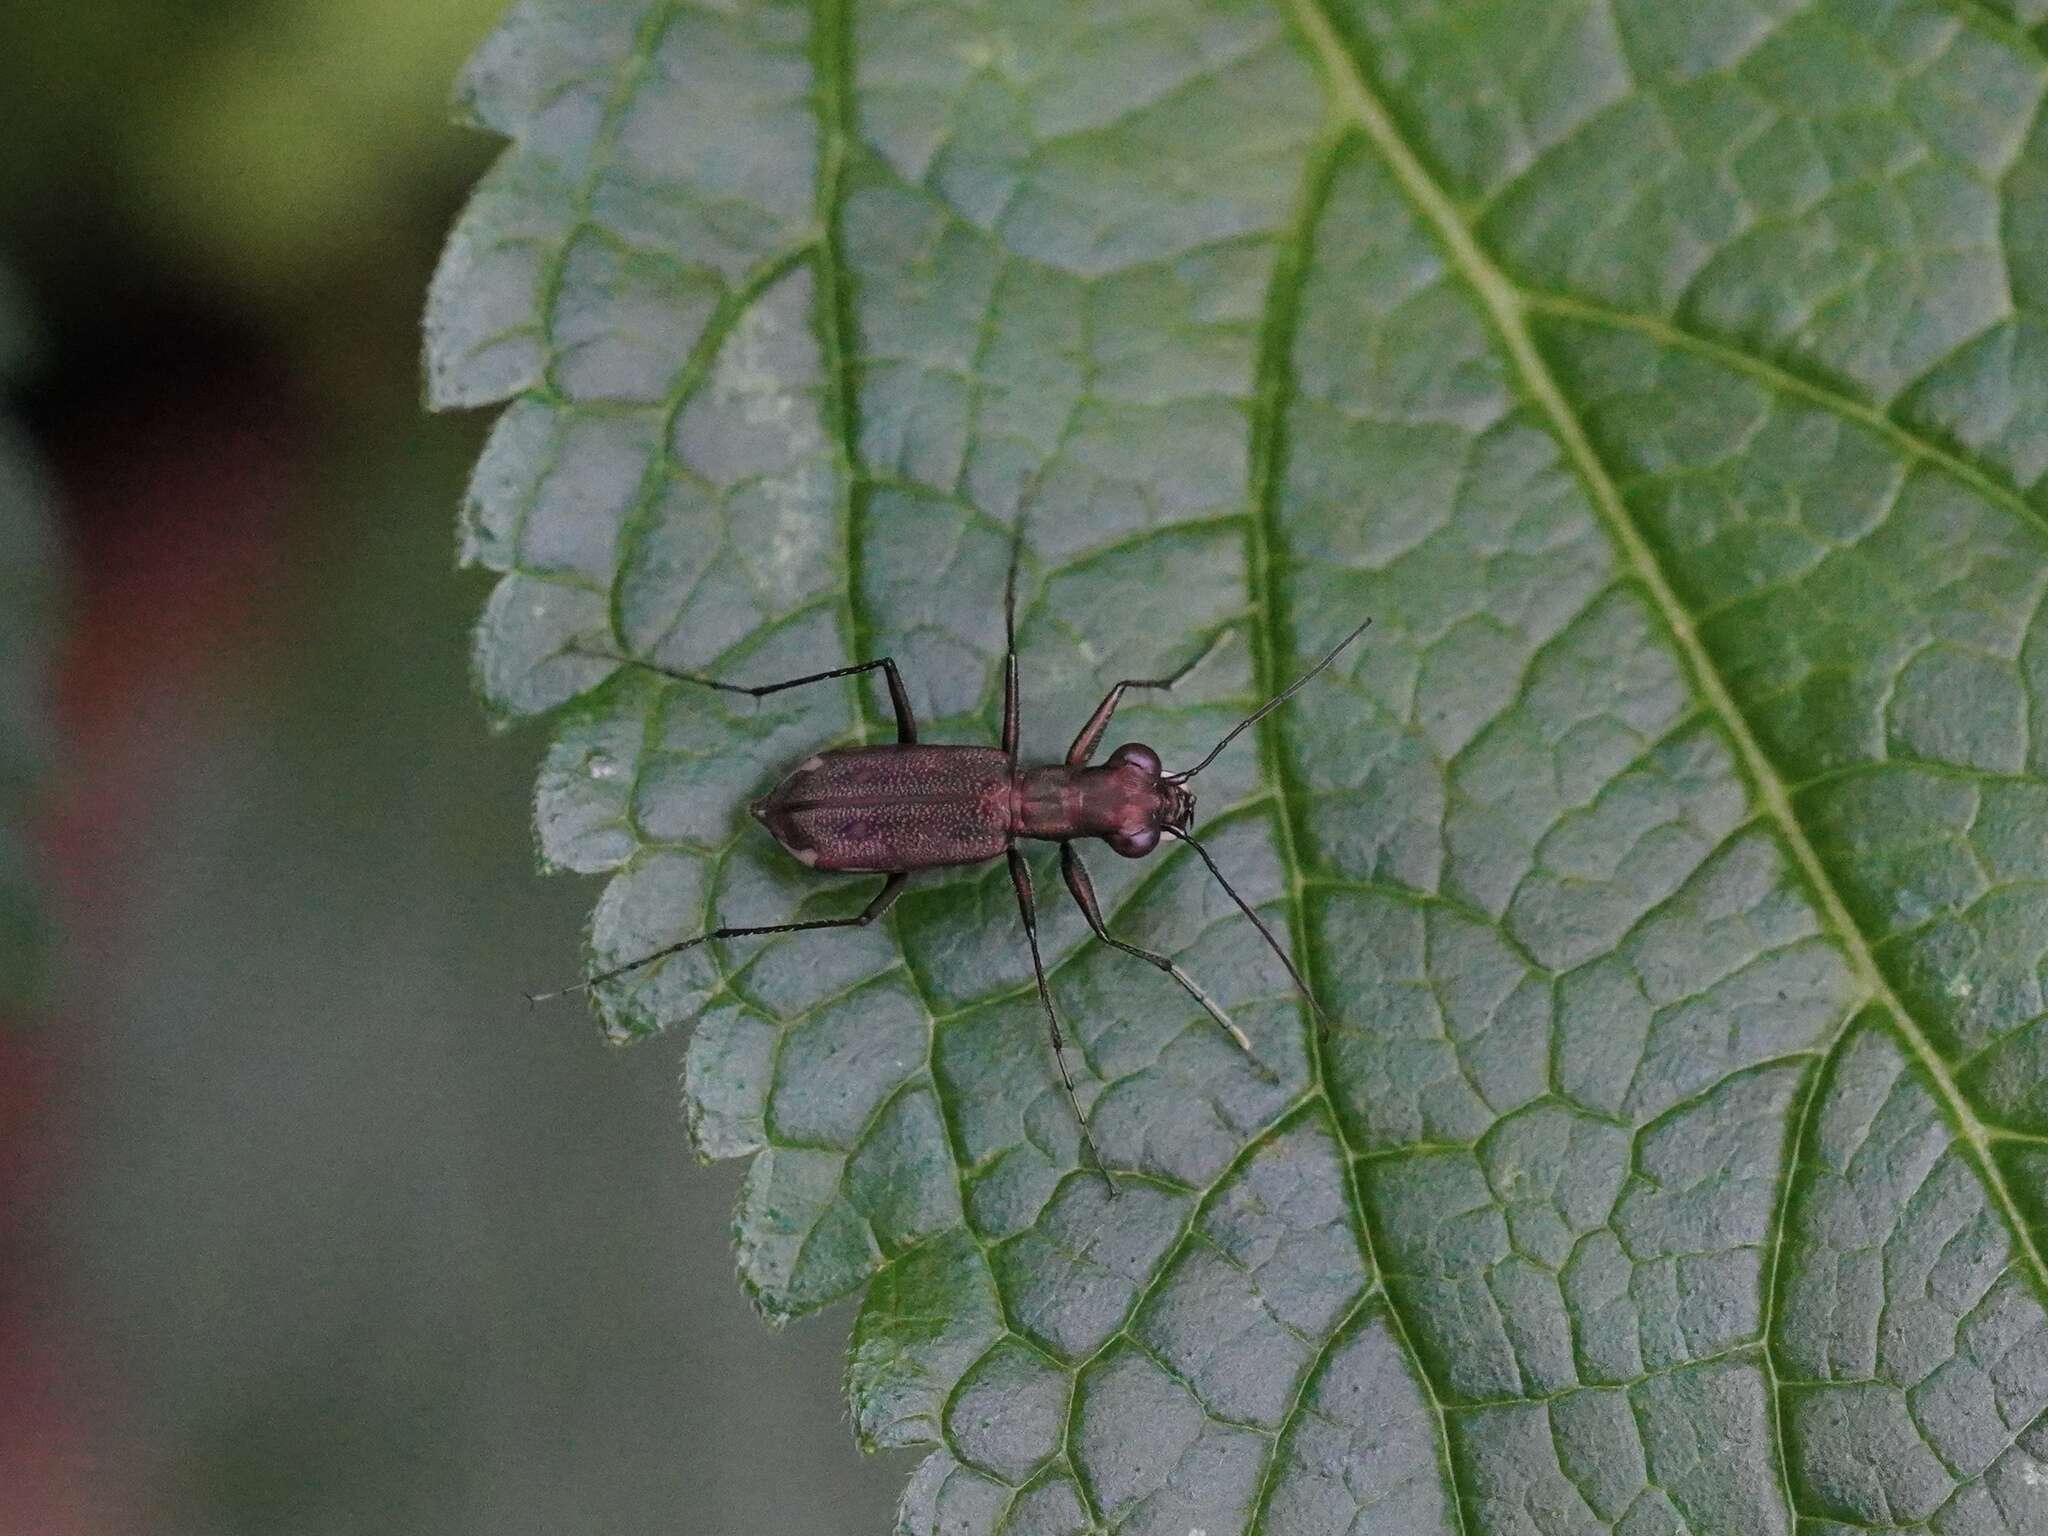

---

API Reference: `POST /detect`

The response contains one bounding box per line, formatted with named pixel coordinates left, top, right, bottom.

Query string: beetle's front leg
left=1064, top=635, right=1221, bottom=766
left=1059, top=844, right=1268, bottom=1074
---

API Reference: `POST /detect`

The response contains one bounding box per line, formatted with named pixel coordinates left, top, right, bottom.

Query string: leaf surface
left=430, top=1, right=2048, bottom=1529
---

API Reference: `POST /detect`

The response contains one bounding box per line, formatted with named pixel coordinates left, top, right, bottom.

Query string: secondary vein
left=1524, top=289, right=2048, bottom=545
left=1238, top=129, right=1474, bottom=1535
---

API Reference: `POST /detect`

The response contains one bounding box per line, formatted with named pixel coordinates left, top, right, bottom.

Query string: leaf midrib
left=1284, top=0, right=2048, bottom=1320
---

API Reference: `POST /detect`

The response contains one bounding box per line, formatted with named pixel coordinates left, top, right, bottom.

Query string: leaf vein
left=1238, top=124, right=1473, bottom=1536
left=1521, top=289, right=2048, bottom=543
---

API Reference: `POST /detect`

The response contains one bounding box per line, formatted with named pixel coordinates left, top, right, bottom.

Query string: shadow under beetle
left=539, top=538, right=1370, bottom=1187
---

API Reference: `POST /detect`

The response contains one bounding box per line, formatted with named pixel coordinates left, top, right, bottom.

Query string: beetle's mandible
left=537, top=538, right=1370, bottom=1188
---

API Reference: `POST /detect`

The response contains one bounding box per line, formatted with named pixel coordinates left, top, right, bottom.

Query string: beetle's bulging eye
left=1109, top=743, right=1162, bottom=777
left=1107, top=825, right=1161, bottom=858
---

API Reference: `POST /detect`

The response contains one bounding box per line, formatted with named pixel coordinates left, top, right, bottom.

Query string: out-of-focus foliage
left=0, top=265, right=58, bottom=1000
left=0, top=0, right=502, bottom=298
left=0, top=0, right=902, bottom=1530
left=433, top=1, right=2048, bottom=1532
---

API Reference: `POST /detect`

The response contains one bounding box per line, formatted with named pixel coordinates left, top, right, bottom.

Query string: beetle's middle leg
left=1006, top=847, right=1114, bottom=1193
left=1059, top=845, right=1271, bottom=1077
left=579, top=647, right=918, bottom=744
left=529, top=873, right=907, bottom=1002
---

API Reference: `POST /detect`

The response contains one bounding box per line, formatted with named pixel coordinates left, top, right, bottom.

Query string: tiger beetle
left=534, top=536, right=1370, bottom=1188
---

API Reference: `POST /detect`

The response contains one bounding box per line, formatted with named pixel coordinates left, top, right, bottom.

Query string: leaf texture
left=429, top=0, right=2048, bottom=1529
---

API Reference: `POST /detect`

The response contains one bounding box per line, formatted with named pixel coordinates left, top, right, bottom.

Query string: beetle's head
left=1102, top=743, right=1195, bottom=857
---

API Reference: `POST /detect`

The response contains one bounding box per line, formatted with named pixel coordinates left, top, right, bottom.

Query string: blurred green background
left=2, top=3, right=903, bottom=1530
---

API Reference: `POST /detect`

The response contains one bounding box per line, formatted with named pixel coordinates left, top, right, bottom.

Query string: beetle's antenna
left=1167, top=617, right=1371, bottom=782
left=1165, top=827, right=1327, bottom=1030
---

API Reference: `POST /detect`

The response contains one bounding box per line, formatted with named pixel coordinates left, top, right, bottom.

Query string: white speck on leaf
left=2022, top=1458, right=2047, bottom=1487
left=720, top=303, right=797, bottom=436
left=714, top=298, right=824, bottom=542
left=954, top=30, right=1018, bottom=73
left=587, top=754, right=621, bottom=781
left=1894, top=889, right=1939, bottom=926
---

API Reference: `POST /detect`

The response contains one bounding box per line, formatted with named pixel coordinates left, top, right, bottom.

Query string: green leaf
left=428, top=0, right=2048, bottom=1529
left=0, top=266, right=59, bottom=1002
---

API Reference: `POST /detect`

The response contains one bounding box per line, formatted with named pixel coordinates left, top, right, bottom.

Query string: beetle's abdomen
left=751, top=745, right=1012, bottom=872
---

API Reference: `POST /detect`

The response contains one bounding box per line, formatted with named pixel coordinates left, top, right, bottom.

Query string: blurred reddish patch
left=4, top=309, right=301, bottom=1533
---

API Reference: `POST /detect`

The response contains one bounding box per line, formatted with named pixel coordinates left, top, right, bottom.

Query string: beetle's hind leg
left=1006, top=848, right=1116, bottom=1194
left=1060, top=845, right=1274, bottom=1081
left=528, top=873, right=907, bottom=1004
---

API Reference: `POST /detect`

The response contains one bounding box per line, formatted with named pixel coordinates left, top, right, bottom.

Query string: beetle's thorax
left=1013, top=742, right=1193, bottom=857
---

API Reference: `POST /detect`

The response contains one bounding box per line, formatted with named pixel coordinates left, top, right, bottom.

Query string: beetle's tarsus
left=525, top=981, right=589, bottom=1006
